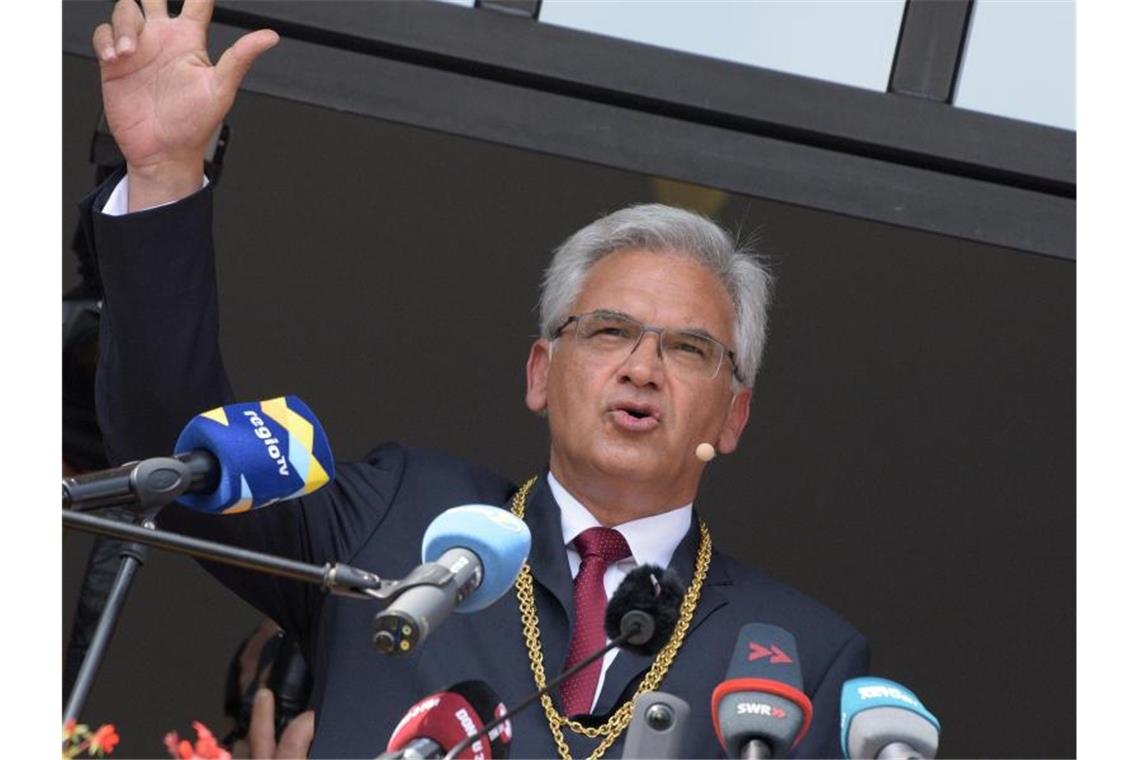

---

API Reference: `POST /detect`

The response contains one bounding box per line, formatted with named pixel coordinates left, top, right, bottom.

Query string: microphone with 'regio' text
left=373, top=505, right=531, bottom=655
left=62, top=395, right=334, bottom=513
left=840, top=677, right=940, bottom=759
left=711, top=623, right=814, bottom=759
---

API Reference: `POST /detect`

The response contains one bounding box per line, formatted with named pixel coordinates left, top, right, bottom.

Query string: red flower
left=163, top=731, right=181, bottom=758
left=163, top=722, right=230, bottom=760
left=191, top=721, right=228, bottom=759
left=91, top=724, right=120, bottom=754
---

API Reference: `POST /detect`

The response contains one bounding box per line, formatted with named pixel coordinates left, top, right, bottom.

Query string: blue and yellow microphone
left=173, top=395, right=334, bottom=514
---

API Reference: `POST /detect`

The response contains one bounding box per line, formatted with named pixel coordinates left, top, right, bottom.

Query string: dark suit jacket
left=84, top=175, right=869, bottom=758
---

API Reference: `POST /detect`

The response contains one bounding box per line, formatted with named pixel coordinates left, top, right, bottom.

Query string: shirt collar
left=547, top=471, right=693, bottom=569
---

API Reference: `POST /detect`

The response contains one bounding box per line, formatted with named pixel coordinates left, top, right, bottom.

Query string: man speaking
left=84, top=1, right=868, bottom=756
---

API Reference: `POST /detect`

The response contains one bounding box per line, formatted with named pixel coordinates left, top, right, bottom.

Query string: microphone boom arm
left=62, top=509, right=391, bottom=600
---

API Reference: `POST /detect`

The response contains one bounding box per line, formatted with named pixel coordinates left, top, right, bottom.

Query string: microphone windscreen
left=604, top=565, right=685, bottom=657
left=173, top=396, right=334, bottom=514
left=386, top=689, right=489, bottom=760
left=450, top=680, right=512, bottom=758
left=421, top=505, right=532, bottom=612
left=840, top=677, right=940, bottom=760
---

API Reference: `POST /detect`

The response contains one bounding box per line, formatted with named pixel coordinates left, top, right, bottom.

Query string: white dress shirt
left=100, top=175, right=208, bottom=216
left=547, top=472, right=692, bottom=712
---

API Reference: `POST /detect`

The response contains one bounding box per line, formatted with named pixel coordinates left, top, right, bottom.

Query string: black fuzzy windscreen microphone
left=604, top=565, right=685, bottom=656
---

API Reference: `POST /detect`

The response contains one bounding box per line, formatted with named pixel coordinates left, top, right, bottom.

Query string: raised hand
left=92, top=0, right=278, bottom=210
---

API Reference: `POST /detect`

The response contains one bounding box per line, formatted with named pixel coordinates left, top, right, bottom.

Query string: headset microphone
left=695, top=442, right=717, bottom=462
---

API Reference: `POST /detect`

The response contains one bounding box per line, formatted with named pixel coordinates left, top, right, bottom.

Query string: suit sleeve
left=794, top=632, right=870, bottom=759
left=84, top=170, right=234, bottom=465
left=81, top=170, right=400, bottom=647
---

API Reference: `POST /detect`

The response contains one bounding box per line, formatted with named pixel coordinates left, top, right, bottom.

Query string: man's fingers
left=275, top=711, right=315, bottom=760
left=139, top=0, right=169, bottom=20
left=110, top=0, right=145, bottom=55
left=92, top=23, right=117, bottom=63
left=179, top=0, right=217, bottom=25
left=215, top=29, right=280, bottom=94
left=248, top=688, right=277, bottom=760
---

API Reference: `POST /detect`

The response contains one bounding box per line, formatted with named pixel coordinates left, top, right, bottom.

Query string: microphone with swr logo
left=62, top=396, right=334, bottom=513
left=711, top=624, right=814, bottom=759
left=379, top=680, right=512, bottom=760
left=840, top=677, right=940, bottom=759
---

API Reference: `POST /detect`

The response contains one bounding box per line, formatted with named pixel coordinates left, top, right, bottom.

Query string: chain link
left=510, top=476, right=711, bottom=759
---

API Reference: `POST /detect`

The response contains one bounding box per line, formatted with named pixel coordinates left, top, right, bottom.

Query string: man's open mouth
left=608, top=402, right=661, bottom=430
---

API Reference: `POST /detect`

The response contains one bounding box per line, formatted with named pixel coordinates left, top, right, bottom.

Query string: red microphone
left=382, top=681, right=511, bottom=760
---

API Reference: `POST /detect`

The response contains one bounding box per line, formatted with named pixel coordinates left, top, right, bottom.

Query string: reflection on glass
left=954, top=0, right=1075, bottom=130
left=539, top=0, right=906, bottom=92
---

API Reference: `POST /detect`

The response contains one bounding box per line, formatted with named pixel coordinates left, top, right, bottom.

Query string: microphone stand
left=64, top=454, right=213, bottom=722
left=63, top=508, right=156, bottom=724
left=62, top=507, right=392, bottom=723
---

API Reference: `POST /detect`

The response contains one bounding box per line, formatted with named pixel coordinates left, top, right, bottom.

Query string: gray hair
left=538, top=203, right=773, bottom=388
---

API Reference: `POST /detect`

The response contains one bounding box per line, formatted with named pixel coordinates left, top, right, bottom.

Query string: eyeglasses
left=553, top=309, right=742, bottom=382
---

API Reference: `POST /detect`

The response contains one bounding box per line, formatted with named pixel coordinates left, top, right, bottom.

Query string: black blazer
left=84, top=175, right=869, bottom=758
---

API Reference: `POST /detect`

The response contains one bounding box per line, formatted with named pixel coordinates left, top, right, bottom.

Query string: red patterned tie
left=560, top=527, right=632, bottom=716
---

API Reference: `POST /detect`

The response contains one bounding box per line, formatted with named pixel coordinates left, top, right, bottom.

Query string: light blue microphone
left=841, top=677, right=940, bottom=759
left=374, top=505, right=531, bottom=654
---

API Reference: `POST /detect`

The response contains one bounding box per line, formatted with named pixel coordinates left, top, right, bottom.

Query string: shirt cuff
left=100, top=174, right=210, bottom=216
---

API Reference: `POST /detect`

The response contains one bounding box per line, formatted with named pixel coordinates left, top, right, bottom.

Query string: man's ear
left=715, top=387, right=752, bottom=455
left=525, top=339, right=553, bottom=413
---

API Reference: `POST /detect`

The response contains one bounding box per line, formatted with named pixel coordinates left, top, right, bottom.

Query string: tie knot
left=573, top=527, right=631, bottom=564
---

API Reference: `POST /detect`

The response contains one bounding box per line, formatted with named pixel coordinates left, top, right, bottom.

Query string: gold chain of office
left=509, top=476, right=711, bottom=760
